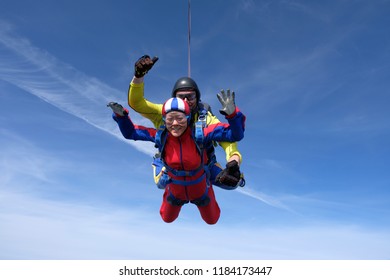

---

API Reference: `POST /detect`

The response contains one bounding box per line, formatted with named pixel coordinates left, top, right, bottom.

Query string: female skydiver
left=108, top=92, right=245, bottom=224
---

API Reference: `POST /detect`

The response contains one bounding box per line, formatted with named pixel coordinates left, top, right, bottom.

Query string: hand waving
left=217, top=89, right=236, bottom=116
left=134, top=55, right=159, bottom=78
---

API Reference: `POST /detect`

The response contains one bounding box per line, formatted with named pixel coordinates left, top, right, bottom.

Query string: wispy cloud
left=0, top=21, right=155, bottom=156
left=236, top=186, right=294, bottom=212
left=0, top=129, right=57, bottom=185
left=1, top=188, right=389, bottom=260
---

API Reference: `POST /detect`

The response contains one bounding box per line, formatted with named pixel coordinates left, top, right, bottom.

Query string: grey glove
left=217, top=89, right=236, bottom=116
left=107, top=102, right=127, bottom=116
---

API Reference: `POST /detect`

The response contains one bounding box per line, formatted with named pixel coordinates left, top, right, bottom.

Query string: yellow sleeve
left=205, top=112, right=243, bottom=163
left=128, top=82, right=164, bottom=128
left=219, top=142, right=242, bottom=163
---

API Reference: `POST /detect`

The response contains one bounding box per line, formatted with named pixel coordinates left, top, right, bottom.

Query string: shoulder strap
left=155, top=125, right=168, bottom=154
left=198, top=101, right=213, bottom=115
left=194, top=103, right=208, bottom=150
left=196, top=102, right=217, bottom=168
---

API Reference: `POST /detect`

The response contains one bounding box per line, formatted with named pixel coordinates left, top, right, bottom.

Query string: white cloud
left=0, top=22, right=155, bottom=157
left=0, top=129, right=60, bottom=187
left=1, top=188, right=389, bottom=260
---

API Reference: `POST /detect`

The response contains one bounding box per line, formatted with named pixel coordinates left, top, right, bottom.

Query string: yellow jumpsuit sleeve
left=128, top=82, right=164, bottom=128
left=205, top=112, right=243, bottom=163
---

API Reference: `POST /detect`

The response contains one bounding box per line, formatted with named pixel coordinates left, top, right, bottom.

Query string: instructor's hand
left=217, top=89, right=236, bottom=116
left=134, top=55, right=159, bottom=78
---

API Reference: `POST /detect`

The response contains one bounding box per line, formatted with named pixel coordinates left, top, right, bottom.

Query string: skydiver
left=108, top=91, right=245, bottom=224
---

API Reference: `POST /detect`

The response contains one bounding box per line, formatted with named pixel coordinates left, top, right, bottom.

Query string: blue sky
left=1, top=0, right=390, bottom=259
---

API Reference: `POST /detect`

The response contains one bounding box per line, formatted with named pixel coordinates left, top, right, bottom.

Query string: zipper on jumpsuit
left=178, top=136, right=190, bottom=200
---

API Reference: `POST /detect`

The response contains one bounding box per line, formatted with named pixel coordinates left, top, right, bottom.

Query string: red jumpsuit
left=161, top=127, right=220, bottom=224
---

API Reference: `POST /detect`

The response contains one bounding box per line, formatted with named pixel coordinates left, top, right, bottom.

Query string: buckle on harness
left=198, top=114, right=206, bottom=122
left=157, top=171, right=171, bottom=189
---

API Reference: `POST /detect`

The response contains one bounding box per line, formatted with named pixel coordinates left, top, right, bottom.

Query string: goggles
left=164, top=115, right=189, bottom=125
left=176, top=91, right=197, bottom=101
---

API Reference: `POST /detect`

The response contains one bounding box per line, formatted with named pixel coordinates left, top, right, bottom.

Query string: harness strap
left=194, top=107, right=207, bottom=150
left=154, top=125, right=166, bottom=152
left=194, top=115, right=205, bottom=150
left=169, top=172, right=206, bottom=186
left=164, top=162, right=204, bottom=177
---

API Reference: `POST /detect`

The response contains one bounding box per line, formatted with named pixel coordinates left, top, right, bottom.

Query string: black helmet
left=171, top=77, right=200, bottom=101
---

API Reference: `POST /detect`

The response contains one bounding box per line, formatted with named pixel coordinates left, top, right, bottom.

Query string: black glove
left=215, top=160, right=242, bottom=187
left=134, top=55, right=159, bottom=78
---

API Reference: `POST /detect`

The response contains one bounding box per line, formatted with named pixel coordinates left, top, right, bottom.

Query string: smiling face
left=165, top=111, right=188, bottom=137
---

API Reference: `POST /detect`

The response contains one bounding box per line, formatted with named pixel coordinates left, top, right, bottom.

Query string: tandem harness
left=154, top=106, right=215, bottom=207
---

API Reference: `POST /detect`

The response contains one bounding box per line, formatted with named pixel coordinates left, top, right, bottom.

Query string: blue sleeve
left=112, top=113, right=156, bottom=143
left=203, top=110, right=246, bottom=143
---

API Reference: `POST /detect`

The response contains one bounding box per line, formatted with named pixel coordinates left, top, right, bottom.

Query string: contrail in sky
left=0, top=20, right=155, bottom=156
